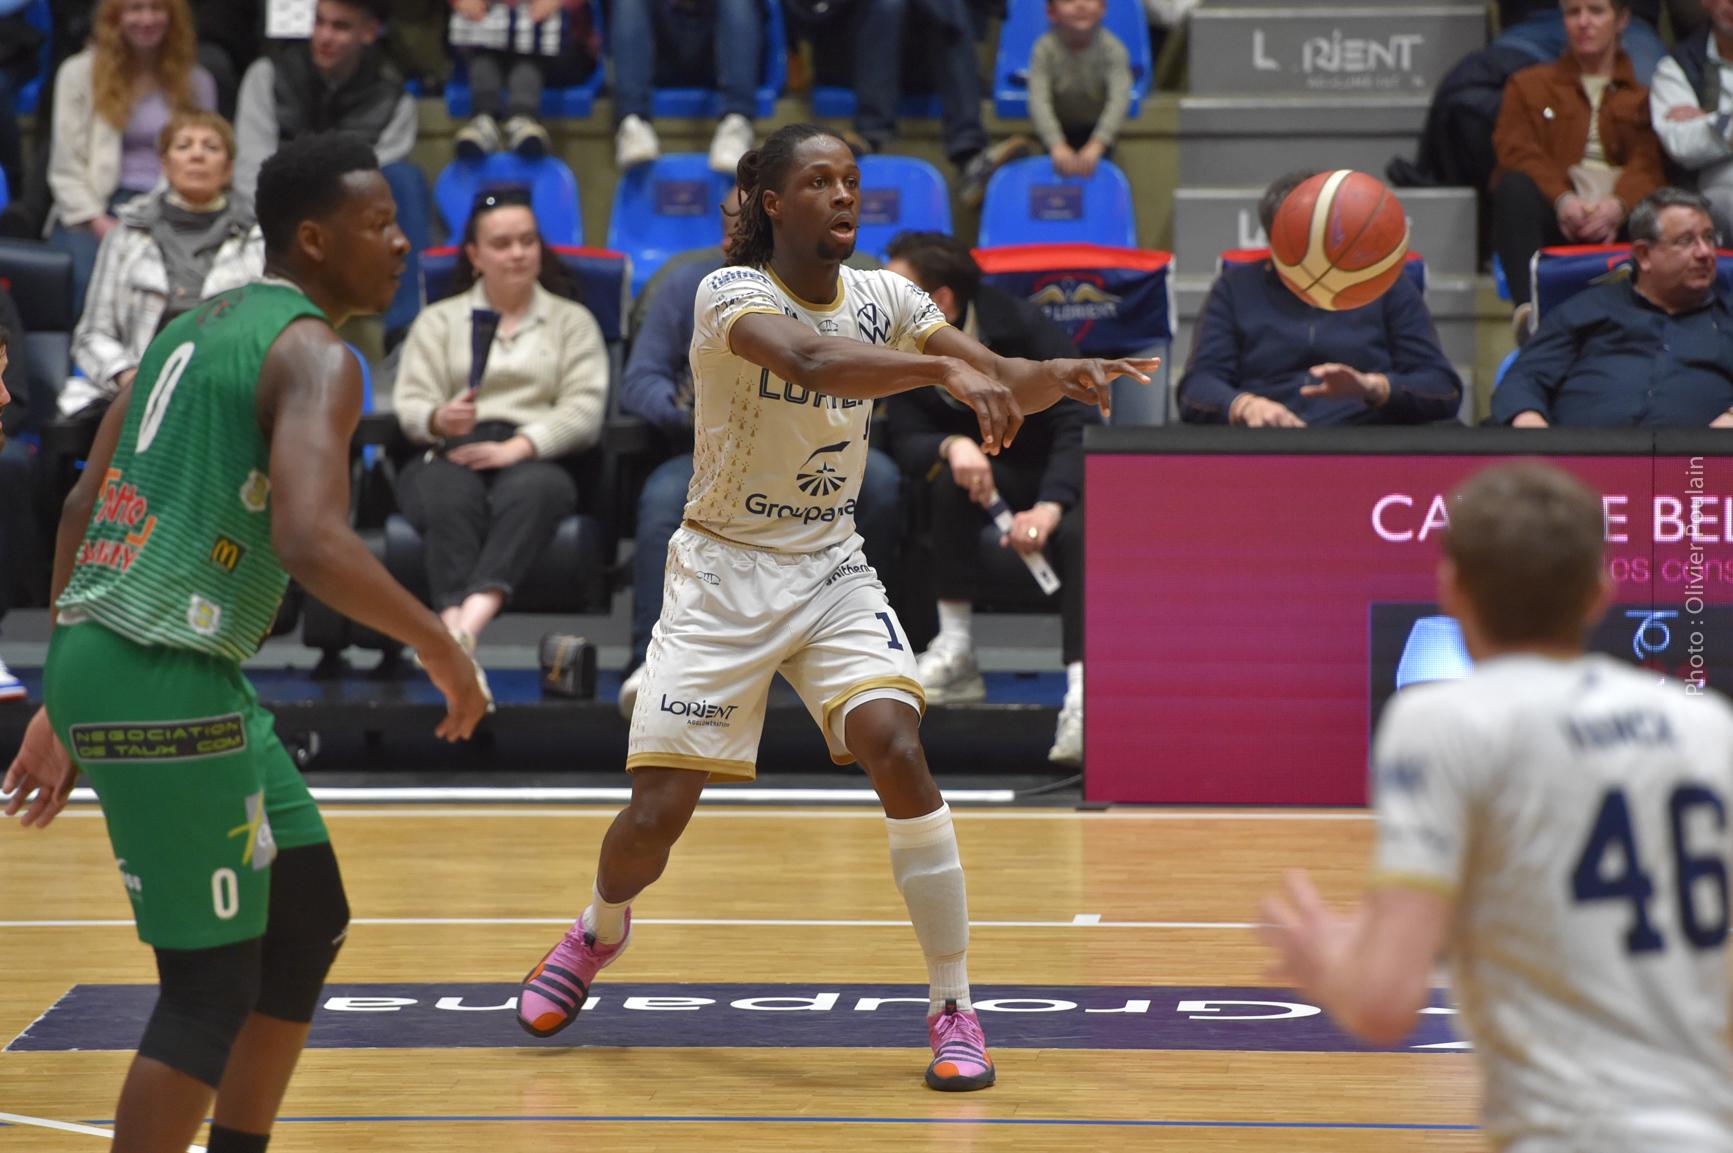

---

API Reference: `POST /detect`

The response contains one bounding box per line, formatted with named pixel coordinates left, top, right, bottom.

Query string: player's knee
left=854, top=723, right=927, bottom=781
left=622, top=795, right=692, bottom=849
left=255, top=843, right=351, bottom=1023
left=138, top=938, right=264, bottom=1088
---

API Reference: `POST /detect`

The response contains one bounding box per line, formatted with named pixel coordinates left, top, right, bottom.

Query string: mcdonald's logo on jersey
left=209, top=535, right=246, bottom=573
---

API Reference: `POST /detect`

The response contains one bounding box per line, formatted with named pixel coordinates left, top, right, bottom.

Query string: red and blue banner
left=974, top=244, right=1172, bottom=357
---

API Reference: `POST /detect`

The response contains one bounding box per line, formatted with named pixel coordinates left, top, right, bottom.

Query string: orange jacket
left=1493, top=50, right=1665, bottom=210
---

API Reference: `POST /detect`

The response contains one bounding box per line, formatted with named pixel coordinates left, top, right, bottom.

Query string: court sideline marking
left=0, top=1110, right=202, bottom=1150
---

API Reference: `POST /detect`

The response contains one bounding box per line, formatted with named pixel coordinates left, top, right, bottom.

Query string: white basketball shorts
left=625, top=525, right=925, bottom=780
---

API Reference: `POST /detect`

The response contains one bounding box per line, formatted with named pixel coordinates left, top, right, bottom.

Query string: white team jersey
left=685, top=263, right=949, bottom=553
left=1375, top=655, right=1733, bottom=1152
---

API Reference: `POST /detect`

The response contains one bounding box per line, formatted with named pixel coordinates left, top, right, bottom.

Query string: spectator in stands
left=1028, top=0, right=1132, bottom=177
left=1496, top=0, right=1681, bottom=84
left=190, top=0, right=260, bottom=118
left=45, top=0, right=217, bottom=315
left=63, top=110, right=262, bottom=418
left=611, top=0, right=758, bottom=173
left=615, top=185, right=902, bottom=715
left=882, top=231, right=1093, bottom=766
left=1492, top=0, right=1667, bottom=313
left=450, top=0, right=598, bottom=160
left=811, top=0, right=1030, bottom=206
left=1179, top=171, right=1463, bottom=428
left=1492, top=187, right=1733, bottom=427
left=0, top=321, right=38, bottom=701
left=392, top=187, right=608, bottom=649
left=234, top=0, right=424, bottom=336
left=1651, top=0, right=1733, bottom=229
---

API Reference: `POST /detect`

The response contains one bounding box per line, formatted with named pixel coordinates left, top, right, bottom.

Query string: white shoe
left=0, top=655, right=24, bottom=702
left=504, top=115, right=551, bottom=159
left=615, top=115, right=661, bottom=169
left=914, top=643, right=986, bottom=705
left=618, top=664, right=645, bottom=720
left=1048, top=693, right=1082, bottom=766
left=455, top=113, right=502, bottom=161
left=708, top=113, right=754, bottom=174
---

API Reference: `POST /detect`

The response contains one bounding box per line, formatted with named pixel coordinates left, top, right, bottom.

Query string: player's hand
left=1255, top=869, right=1358, bottom=996
left=417, top=634, right=493, bottom=741
left=1711, top=410, right=1733, bottom=429
left=1003, top=502, right=1062, bottom=555
left=1301, top=363, right=1390, bottom=407
left=1556, top=194, right=1590, bottom=240
left=3, top=707, right=77, bottom=830
left=940, top=358, right=1022, bottom=454
left=447, top=437, right=534, bottom=471
left=1019, top=357, right=1160, bottom=420
left=453, top=0, right=489, bottom=20
left=1511, top=410, right=1550, bottom=428
left=945, top=437, right=995, bottom=507
left=1231, top=394, right=1307, bottom=428
left=433, top=395, right=478, bottom=439
left=1667, top=105, right=1710, bottom=122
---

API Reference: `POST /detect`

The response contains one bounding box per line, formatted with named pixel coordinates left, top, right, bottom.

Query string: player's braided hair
left=729, top=123, right=849, bottom=269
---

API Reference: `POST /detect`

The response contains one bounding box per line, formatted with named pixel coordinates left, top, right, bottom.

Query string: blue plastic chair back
left=649, top=0, right=787, bottom=120
left=15, top=0, right=51, bottom=116
left=0, top=167, right=9, bottom=215
left=605, top=155, right=734, bottom=296
left=433, top=153, right=583, bottom=246
left=446, top=3, right=606, bottom=118
left=992, top=0, right=1149, bottom=119
left=978, top=157, right=1136, bottom=248
left=854, top=155, right=950, bottom=259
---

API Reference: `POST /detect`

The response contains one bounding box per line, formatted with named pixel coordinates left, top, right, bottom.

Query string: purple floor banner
left=9, top=983, right=1465, bottom=1053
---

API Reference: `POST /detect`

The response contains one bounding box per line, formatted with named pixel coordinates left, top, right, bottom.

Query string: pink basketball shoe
left=925, top=999, right=996, bottom=1091
left=516, top=909, right=632, bottom=1038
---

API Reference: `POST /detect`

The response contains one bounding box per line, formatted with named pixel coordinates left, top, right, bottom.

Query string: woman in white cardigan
left=64, top=109, right=263, bottom=417
left=393, top=187, right=609, bottom=648
left=46, top=0, right=216, bottom=313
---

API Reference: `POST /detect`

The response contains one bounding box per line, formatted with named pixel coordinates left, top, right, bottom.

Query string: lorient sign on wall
left=1085, top=450, right=1733, bottom=806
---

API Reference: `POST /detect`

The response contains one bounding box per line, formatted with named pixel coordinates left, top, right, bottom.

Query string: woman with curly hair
left=46, top=0, right=216, bottom=313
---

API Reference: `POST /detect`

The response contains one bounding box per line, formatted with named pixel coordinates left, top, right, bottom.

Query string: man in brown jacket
left=1492, top=0, right=1666, bottom=308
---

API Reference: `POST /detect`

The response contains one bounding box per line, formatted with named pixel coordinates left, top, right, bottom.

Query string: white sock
left=580, top=881, right=631, bottom=945
left=885, top=803, right=972, bottom=1015
left=1066, top=661, right=1083, bottom=706
left=935, top=601, right=973, bottom=653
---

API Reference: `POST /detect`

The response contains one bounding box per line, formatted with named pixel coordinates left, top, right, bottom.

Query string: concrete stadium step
left=1171, top=185, right=1478, bottom=278
left=1189, top=5, right=1485, bottom=96
left=1178, top=94, right=1426, bottom=185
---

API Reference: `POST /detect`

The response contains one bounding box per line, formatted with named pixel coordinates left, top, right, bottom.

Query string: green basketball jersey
left=57, top=282, right=328, bottom=663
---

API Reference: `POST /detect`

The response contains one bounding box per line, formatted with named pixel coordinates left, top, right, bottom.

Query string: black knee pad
left=139, top=938, right=264, bottom=1089
left=255, top=842, right=350, bottom=1023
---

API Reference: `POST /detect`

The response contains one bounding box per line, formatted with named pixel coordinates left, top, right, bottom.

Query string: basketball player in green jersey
left=2, top=132, right=491, bottom=1153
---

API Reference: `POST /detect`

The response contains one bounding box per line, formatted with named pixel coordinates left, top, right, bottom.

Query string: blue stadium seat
left=649, top=0, right=787, bottom=120
left=446, top=5, right=606, bottom=119
left=809, top=88, right=945, bottom=121
left=978, top=157, right=1135, bottom=248
left=606, top=155, right=734, bottom=296
left=433, top=153, right=583, bottom=245
left=855, top=155, right=950, bottom=259
left=15, top=0, right=50, bottom=117
left=992, top=0, right=1150, bottom=120
left=1527, top=243, right=1733, bottom=335
left=0, top=167, right=8, bottom=215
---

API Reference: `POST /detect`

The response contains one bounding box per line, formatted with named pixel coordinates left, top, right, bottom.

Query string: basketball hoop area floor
left=0, top=805, right=1484, bottom=1151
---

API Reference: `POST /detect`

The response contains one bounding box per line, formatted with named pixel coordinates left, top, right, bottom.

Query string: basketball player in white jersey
left=512, top=123, right=1156, bottom=1090
left=1260, top=462, right=1733, bottom=1150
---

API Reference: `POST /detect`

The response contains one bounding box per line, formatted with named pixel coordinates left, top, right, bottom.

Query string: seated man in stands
left=616, top=185, right=901, bottom=714
left=1492, top=187, right=1733, bottom=427
left=1650, top=0, right=1733, bottom=231
left=1179, top=171, right=1463, bottom=427
left=881, top=231, right=1093, bottom=767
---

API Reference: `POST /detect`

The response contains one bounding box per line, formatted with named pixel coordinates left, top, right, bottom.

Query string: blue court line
left=53, top=1115, right=1477, bottom=1132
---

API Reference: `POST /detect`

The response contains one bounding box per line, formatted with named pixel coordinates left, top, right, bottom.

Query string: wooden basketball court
left=0, top=805, right=1483, bottom=1150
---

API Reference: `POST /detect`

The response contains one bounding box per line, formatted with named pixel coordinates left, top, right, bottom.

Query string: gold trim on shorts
left=1370, top=871, right=1458, bottom=898
left=625, top=751, right=758, bottom=782
left=822, top=676, right=928, bottom=764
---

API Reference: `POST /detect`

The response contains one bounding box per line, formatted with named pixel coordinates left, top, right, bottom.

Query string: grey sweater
left=1026, top=27, right=1133, bottom=150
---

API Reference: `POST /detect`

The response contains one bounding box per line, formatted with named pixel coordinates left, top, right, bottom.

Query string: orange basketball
left=1269, top=170, right=1411, bottom=311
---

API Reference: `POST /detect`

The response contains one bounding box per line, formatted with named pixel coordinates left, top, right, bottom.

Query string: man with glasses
left=1493, top=186, right=1733, bottom=427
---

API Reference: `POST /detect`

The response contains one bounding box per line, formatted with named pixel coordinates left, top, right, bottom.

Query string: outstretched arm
left=922, top=325, right=1158, bottom=422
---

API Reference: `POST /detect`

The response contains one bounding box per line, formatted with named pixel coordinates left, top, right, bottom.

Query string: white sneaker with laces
left=0, top=655, right=25, bottom=702
left=708, top=114, right=754, bottom=174
left=615, top=115, right=661, bottom=169
left=618, top=664, right=645, bottom=720
left=1048, top=693, right=1082, bottom=766
left=914, top=644, right=986, bottom=705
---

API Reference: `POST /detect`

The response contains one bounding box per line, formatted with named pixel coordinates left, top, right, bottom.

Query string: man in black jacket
left=883, top=231, right=1096, bottom=766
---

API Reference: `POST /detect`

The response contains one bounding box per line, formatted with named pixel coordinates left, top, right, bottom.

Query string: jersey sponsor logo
left=68, top=713, right=247, bottom=763
left=744, top=493, right=858, bottom=524
left=115, top=859, right=143, bottom=897
left=756, top=370, right=864, bottom=410
left=709, top=268, right=772, bottom=289
left=1565, top=709, right=1677, bottom=751
left=817, top=318, right=840, bottom=336
left=228, top=790, right=278, bottom=871
left=826, top=560, right=872, bottom=586
left=83, top=469, right=159, bottom=569
left=856, top=301, right=891, bottom=344
left=188, top=594, right=223, bottom=637
left=209, top=535, right=246, bottom=574
left=696, top=571, right=721, bottom=586
left=239, top=469, right=270, bottom=513
left=76, top=538, right=146, bottom=574
left=660, top=695, right=738, bottom=728
left=796, top=441, right=850, bottom=497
